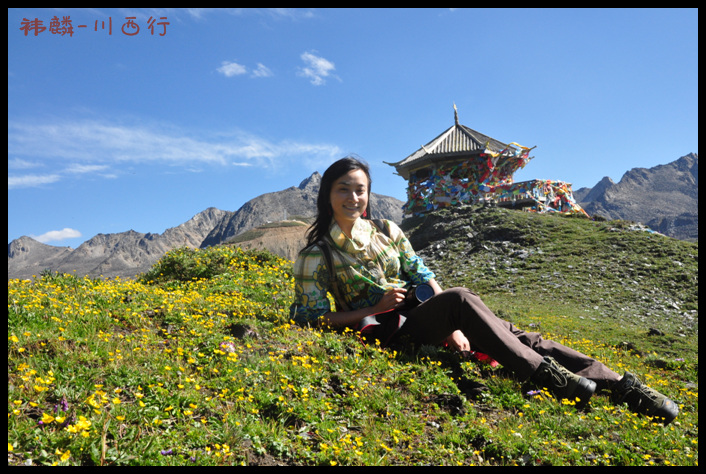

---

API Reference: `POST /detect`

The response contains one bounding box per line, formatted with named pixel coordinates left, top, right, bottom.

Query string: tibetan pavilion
left=386, top=106, right=587, bottom=217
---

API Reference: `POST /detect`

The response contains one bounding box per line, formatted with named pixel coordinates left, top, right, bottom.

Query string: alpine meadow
left=8, top=206, right=698, bottom=466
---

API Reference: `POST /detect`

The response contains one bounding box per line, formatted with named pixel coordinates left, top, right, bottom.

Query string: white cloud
left=9, top=119, right=245, bottom=166
left=64, top=164, right=110, bottom=174
left=31, top=228, right=82, bottom=244
left=184, top=8, right=218, bottom=20
left=298, top=51, right=338, bottom=86
left=7, top=117, right=343, bottom=188
left=217, top=60, right=248, bottom=77
left=8, top=174, right=61, bottom=189
left=217, top=60, right=273, bottom=79
left=8, top=158, right=42, bottom=169
left=251, top=63, right=273, bottom=78
left=8, top=164, right=116, bottom=189
left=186, top=8, right=315, bottom=21
left=266, top=8, right=315, bottom=20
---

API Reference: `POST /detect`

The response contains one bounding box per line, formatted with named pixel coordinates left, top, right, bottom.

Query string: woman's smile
left=329, top=169, right=370, bottom=234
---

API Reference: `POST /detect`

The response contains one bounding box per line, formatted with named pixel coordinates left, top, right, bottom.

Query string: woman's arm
left=321, top=279, right=444, bottom=328
left=320, top=287, right=408, bottom=328
left=427, top=278, right=443, bottom=295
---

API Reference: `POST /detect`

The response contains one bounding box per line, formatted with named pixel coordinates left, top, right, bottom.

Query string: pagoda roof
left=386, top=120, right=508, bottom=179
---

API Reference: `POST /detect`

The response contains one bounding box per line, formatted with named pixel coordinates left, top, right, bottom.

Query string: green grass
left=8, top=211, right=698, bottom=466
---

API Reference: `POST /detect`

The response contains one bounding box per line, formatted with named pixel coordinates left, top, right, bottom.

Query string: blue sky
left=8, top=8, right=698, bottom=249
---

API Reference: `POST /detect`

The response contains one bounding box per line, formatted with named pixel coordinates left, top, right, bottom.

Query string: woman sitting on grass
left=289, top=156, right=678, bottom=425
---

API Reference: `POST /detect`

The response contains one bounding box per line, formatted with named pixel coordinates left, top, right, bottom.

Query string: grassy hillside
left=402, top=205, right=698, bottom=362
left=8, top=209, right=698, bottom=466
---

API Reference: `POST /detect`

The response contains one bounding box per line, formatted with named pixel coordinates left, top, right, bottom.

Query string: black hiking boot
left=530, top=356, right=596, bottom=409
left=610, top=371, right=679, bottom=425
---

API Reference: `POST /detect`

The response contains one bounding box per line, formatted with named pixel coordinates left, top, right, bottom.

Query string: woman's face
left=329, top=168, right=369, bottom=229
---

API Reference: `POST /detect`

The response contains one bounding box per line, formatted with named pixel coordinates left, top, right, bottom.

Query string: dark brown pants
left=392, top=287, right=621, bottom=390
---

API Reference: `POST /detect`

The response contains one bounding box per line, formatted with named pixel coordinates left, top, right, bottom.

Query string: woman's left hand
left=445, top=330, right=470, bottom=353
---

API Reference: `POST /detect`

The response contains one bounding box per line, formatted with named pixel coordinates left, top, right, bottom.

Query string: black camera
left=404, top=283, right=434, bottom=309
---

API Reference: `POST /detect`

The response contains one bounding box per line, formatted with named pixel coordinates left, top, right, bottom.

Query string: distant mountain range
left=200, top=172, right=403, bottom=248
left=8, top=173, right=404, bottom=280
left=574, top=152, right=697, bottom=241
left=8, top=153, right=698, bottom=280
left=8, top=208, right=230, bottom=281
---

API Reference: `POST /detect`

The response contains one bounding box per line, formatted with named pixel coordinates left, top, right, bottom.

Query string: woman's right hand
left=321, top=288, right=407, bottom=328
left=374, top=288, right=408, bottom=313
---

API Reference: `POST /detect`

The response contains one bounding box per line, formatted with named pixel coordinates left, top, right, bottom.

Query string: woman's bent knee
left=439, top=287, right=478, bottom=304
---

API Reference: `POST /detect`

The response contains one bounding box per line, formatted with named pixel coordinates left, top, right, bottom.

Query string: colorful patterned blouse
left=289, top=218, right=435, bottom=326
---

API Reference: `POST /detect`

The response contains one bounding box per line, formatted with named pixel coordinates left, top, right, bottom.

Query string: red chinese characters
left=20, top=16, right=169, bottom=37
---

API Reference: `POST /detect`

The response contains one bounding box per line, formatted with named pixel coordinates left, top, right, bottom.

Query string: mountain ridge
left=8, top=207, right=230, bottom=280
left=574, top=153, right=697, bottom=240
left=8, top=153, right=698, bottom=279
left=8, top=173, right=404, bottom=280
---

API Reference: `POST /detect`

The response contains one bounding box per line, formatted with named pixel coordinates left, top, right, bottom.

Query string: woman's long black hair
left=302, top=156, right=372, bottom=251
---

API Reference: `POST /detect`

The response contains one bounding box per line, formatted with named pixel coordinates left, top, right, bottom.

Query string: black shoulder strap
left=371, top=219, right=391, bottom=239
left=316, top=240, right=351, bottom=312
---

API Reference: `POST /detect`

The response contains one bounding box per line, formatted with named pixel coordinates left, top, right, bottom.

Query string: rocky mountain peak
left=8, top=236, right=72, bottom=260
left=578, top=153, right=698, bottom=240
left=298, top=172, right=321, bottom=191
left=580, top=176, right=615, bottom=203
left=200, top=172, right=403, bottom=248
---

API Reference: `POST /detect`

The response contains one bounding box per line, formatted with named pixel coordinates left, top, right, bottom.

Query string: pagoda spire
left=453, top=103, right=459, bottom=126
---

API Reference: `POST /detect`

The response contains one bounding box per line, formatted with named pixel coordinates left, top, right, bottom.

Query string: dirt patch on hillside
left=227, top=221, right=310, bottom=261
